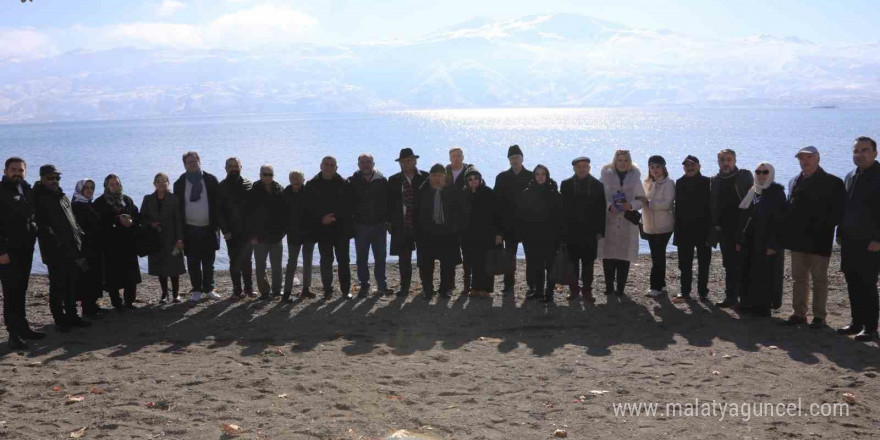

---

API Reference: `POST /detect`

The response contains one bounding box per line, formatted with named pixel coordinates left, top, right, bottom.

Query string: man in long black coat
left=560, top=157, right=606, bottom=303
left=674, top=155, right=712, bottom=300
left=494, top=145, right=534, bottom=295
left=33, top=165, right=91, bottom=332
left=305, top=156, right=354, bottom=299
left=0, top=157, right=43, bottom=349
left=416, top=164, right=467, bottom=299
left=387, top=148, right=429, bottom=296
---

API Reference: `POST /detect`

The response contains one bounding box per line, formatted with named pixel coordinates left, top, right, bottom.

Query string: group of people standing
left=1, top=137, right=878, bottom=350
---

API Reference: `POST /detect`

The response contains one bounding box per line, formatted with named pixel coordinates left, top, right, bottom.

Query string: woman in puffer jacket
left=642, top=155, right=676, bottom=299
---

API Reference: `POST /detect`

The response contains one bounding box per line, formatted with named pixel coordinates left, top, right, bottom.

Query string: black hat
left=571, top=156, right=590, bottom=166
left=39, top=164, right=61, bottom=176
left=507, top=144, right=523, bottom=158
left=395, top=148, right=419, bottom=162
left=648, top=155, right=666, bottom=166
left=465, top=167, right=482, bottom=179
left=429, top=163, right=445, bottom=174
left=682, top=155, right=700, bottom=165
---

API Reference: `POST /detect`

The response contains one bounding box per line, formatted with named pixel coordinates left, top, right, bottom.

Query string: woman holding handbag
left=141, top=173, right=186, bottom=304
left=642, top=155, right=676, bottom=299
left=599, top=150, right=646, bottom=296
left=515, top=165, right=563, bottom=304
left=462, top=168, right=502, bottom=298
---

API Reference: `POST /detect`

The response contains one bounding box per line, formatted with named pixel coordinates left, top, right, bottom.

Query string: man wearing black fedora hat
left=387, top=148, right=429, bottom=296
left=494, top=145, right=534, bottom=295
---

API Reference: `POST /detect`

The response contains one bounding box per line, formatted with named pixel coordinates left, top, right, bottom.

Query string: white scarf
left=738, top=162, right=775, bottom=209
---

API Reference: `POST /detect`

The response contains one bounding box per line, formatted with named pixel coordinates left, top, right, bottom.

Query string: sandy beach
left=0, top=252, right=878, bottom=439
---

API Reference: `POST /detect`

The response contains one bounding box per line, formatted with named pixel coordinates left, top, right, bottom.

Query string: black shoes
left=8, top=334, right=27, bottom=350
left=783, top=315, right=808, bottom=326
left=716, top=298, right=738, bottom=308
left=854, top=330, right=879, bottom=342
left=20, top=328, right=47, bottom=340
left=836, top=324, right=863, bottom=335
left=526, top=290, right=542, bottom=300
left=808, top=317, right=826, bottom=329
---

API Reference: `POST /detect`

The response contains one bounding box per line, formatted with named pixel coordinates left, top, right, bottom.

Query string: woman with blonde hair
left=642, top=155, right=675, bottom=299
left=599, top=150, right=646, bottom=296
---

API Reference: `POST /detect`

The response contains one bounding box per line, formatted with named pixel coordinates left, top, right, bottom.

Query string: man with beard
left=218, top=157, right=255, bottom=298
left=560, top=157, right=606, bottom=303
left=33, top=165, right=92, bottom=333
left=305, top=156, right=354, bottom=300
left=674, top=155, right=712, bottom=301
left=494, top=145, right=534, bottom=296
left=387, top=148, right=429, bottom=297
left=709, top=149, right=753, bottom=308
left=0, top=157, right=43, bottom=349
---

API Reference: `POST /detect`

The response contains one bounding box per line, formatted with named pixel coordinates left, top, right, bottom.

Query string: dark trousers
left=47, top=262, right=79, bottom=325
left=158, top=276, right=180, bottom=298
left=185, top=225, right=217, bottom=293
left=719, top=227, right=741, bottom=300
left=354, top=223, right=387, bottom=291
left=843, top=270, right=879, bottom=332
left=568, top=243, right=596, bottom=294
left=254, top=241, right=283, bottom=295
left=459, top=238, right=472, bottom=291
left=602, top=259, right=631, bottom=294
left=646, top=232, right=672, bottom=291
left=678, top=241, right=711, bottom=296
left=108, top=286, right=137, bottom=308
left=284, top=236, right=314, bottom=295
left=318, top=237, right=351, bottom=294
left=523, top=240, right=554, bottom=297
left=226, top=236, right=253, bottom=294
left=417, top=237, right=458, bottom=294
left=77, top=254, right=103, bottom=314
left=394, top=231, right=417, bottom=292
left=503, top=238, right=534, bottom=291
left=1, top=247, right=34, bottom=334
left=462, top=245, right=493, bottom=292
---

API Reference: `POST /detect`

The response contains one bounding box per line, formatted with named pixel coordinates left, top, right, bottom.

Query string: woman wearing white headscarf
left=736, top=162, right=787, bottom=317
left=71, top=179, right=105, bottom=317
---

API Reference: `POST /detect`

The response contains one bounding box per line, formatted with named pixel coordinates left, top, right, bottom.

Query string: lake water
left=1, top=108, right=877, bottom=274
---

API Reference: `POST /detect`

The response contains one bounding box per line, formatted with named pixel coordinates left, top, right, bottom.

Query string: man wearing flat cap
left=387, top=148, right=429, bottom=296
left=674, top=155, right=712, bottom=301
left=415, top=163, right=467, bottom=299
left=560, top=156, right=605, bottom=302
left=494, top=144, right=535, bottom=296
left=33, top=164, right=92, bottom=332
left=782, top=146, right=845, bottom=328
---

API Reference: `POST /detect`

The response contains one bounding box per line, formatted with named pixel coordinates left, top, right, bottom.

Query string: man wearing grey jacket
left=709, top=149, right=754, bottom=308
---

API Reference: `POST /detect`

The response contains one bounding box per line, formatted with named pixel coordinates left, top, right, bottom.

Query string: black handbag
left=550, top=244, right=575, bottom=284
left=135, top=224, right=161, bottom=257
left=486, top=245, right=507, bottom=276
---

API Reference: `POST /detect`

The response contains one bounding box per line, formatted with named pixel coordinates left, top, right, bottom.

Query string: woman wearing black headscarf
left=461, top=168, right=502, bottom=298
left=94, top=174, right=142, bottom=311
left=516, top=164, right=563, bottom=303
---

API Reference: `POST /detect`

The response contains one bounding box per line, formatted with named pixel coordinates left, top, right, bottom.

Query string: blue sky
left=2, top=0, right=877, bottom=56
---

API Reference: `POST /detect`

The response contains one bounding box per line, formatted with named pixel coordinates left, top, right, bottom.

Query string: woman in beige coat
left=642, top=155, right=675, bottom=299
left=599, top=150, right=646, bottom=296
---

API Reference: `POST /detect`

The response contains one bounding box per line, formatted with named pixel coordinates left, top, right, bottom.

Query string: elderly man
left=782, top=146, right=845, bottom=328
left=349, top=153, right=390, bottom=297
left=674, top=155, right=712, bottom=301
left=416, top=164, right=467, bottom=299
left=837, top=137, right=880, bottom=342
left=218, top=157, right=254, bottom=298
left=387, top=148, right=429, bottom=297
left=245, top=164, right=287, bottom=299
left=1, top=157, right=44, bottom=349
left=560, top=156, right=605, bottom=303
left=494, top=145, right=534, bottom=296
left=305, top=156, right=354, bottom=300
left=710, top=149, right=754, bottom=308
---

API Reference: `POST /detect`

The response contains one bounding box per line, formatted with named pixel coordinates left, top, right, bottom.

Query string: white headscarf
left=738, top=162, right=775, bottom=209
left=72, top=179, right=94, bottom=203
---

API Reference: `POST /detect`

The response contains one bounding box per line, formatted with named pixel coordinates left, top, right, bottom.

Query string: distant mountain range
left=2, top=13, right=879, bottom=123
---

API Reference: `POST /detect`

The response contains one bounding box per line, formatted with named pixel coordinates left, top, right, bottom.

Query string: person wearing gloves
left=736, top=162, right=786, bottom=318
left=516, top=164, right=563, bottom=304
left=599, top=150, right=646, bottom=296
left=642, top=155, right=676, bottom=299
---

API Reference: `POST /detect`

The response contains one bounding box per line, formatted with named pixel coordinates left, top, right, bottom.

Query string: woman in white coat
left=642, top=155, right=675, bottom=298
left=599, top=150, right=646, bottom=296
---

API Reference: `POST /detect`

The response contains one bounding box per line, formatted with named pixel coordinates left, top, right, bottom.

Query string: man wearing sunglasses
left=244, top=164, right=287, bottom=300
left=709, top=149, right=754, bottom=308
left=1, top=157, right=43, bottom=350
left=837, top=136, right=880, bottom=342
left=782, top=146, right=845, bottom=329
left=33, top=165, right=92, bottom=333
